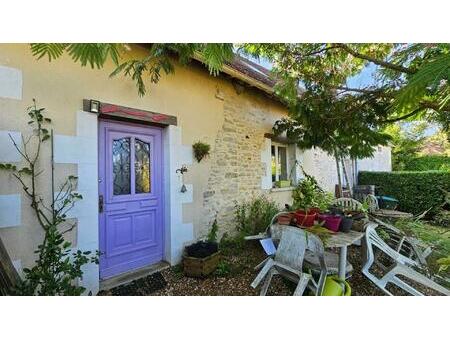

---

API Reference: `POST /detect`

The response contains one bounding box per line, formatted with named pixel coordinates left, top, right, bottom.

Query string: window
left=271, top=143, right=289, bottom=186
left=113, top=137, right=131, bottom=195
left=134, top=138, right=151, bottom=194
left=112, top=137, right=152, bottom=196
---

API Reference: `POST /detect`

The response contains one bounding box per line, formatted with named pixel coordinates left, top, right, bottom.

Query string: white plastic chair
left=334, top=197, right=363, bottom=211
left=362, top=224, right=449, bottom=296
left=253, top=212, right=353, bottom=277
left=364, top=194, right=379, bottom=213
left=251, top=226, right=327, bottom=296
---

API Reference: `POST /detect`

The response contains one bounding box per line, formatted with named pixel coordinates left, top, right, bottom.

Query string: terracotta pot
left=295, top=210, right=317, bottom=227
left=318, top=214, right=342, bottom=232
left=277, top=213, right=296, bottom=225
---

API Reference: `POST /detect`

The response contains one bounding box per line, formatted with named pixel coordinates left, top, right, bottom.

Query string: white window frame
left=271, top=142, right=289, bottom=185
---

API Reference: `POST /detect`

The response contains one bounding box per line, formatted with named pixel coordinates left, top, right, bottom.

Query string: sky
left=346, top=63, right=378, bottom=88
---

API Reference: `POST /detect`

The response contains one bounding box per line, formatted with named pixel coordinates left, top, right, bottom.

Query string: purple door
left=98, top=120, right=164, bottom=279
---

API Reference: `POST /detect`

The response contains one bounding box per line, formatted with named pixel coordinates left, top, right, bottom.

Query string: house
left=0, top=44, right=391, bottom=294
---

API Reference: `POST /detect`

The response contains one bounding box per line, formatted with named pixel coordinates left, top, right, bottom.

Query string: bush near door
left=358, top=170, right=450, bottom=216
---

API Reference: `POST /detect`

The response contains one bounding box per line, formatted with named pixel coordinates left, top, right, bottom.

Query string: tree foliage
left=30, top=43, right=234, bottom=96
left=241, top=43, right=450, bottom=140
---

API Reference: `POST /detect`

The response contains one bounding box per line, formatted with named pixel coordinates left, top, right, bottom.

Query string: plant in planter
left=318, top=213, right=342, bottom=232
left=335, top=202, right=369, bottom=232
left=192, top=141, right=211, bottom=162
left=183, top=218, right=221, bottom=277
left=292, top=171, right=333, bottom=227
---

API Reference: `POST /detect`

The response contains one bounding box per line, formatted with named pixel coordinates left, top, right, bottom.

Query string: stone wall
left=201, top=91, right=274, bottom=235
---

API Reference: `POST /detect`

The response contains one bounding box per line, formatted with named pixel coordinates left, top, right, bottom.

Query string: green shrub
left=403, top=155, right=450, bottom=172
left=358, top=170, right=450, bottom=216
left=234, top=195, right=280, bottom=236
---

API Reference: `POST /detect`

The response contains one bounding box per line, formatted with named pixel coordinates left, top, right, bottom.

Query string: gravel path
left=100, top=239, right=447, bottom=296
left=101, top=241, right=390, bottom=296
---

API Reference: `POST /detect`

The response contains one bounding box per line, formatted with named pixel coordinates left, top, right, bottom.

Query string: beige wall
left=0, top=44, right=291, bottom=272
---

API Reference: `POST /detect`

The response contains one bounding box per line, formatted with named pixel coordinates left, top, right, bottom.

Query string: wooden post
left=334, top=149, right=343, bottom=198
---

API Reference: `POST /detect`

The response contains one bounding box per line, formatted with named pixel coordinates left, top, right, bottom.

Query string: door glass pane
left=271, top=145, right=276, bottom=182
left=278, top=146, right=288, bottom=180
left=135, top=138, right=151, bottom=194
left=112, top=137, right=131, bottom=195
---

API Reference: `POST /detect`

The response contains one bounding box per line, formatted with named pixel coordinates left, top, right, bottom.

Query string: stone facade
left=201, top=91, right=271, bottom=235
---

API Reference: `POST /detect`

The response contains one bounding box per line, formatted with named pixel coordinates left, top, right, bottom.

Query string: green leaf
left=30, top=43, right=68, bottom=61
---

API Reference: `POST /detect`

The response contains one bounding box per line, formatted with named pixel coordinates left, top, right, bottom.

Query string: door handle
left=99, top=195, right=104, bottom=213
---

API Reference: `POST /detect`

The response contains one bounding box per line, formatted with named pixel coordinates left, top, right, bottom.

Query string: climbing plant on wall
left=0, top=100, right=98, bottom=295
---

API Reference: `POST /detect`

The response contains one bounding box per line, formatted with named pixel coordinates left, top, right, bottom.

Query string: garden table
left=325, top=230, right=365, bottom=280
left=246, top=227, right=366, bottom=280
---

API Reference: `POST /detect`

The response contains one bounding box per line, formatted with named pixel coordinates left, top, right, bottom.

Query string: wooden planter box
left=183, top=251, right=221, bottom=278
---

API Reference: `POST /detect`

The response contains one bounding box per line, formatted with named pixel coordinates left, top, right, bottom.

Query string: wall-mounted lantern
left=90, top=100, right=101, bottom=114
left=176, top=165, right=188, bottom=193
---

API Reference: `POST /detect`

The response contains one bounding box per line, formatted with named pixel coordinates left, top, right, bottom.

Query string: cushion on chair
left=304, top=251, right=353, bottom=275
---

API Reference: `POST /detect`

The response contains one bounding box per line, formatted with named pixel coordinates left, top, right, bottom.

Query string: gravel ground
left=100, top=239, right=446, bottom=296
left=100, top=241, right=397, bottom=296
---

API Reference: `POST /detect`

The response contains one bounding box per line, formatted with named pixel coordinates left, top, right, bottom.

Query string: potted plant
left=183, top=219, right=220, bottom=277
left=292, top=172, right=334, bottom=227
left=339, top=215, right=353, bottom=232
left=274, top=180, right=291, bottom=188
left=192, top=141, right=211, bottom=162
left=318, top=213, right=342, bottom=232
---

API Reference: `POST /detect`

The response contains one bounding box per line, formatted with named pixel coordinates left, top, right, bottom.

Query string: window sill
left=270, top=186, right=295, bottom=193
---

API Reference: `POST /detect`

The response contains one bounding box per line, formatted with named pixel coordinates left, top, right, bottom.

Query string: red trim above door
left=83, top=99, right=177, bottom=126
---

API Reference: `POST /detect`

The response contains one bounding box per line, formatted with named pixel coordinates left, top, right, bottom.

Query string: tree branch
left=336, top=44, right=415, bottom=75
left=380, top=109, right=422, bottom=123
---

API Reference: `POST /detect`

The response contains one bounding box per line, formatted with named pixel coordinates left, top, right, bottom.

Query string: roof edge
left=192, top=52, right=275, bottom=96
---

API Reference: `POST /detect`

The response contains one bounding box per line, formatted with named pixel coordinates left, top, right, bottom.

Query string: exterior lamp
left=90, top=100, right=100, bottom=113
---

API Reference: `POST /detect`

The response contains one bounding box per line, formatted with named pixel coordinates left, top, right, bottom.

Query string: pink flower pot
left=318, top=214, right=342, bottom=232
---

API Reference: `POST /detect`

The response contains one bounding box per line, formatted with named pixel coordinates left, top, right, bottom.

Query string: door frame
left=97, top=117, right=165, bottom=280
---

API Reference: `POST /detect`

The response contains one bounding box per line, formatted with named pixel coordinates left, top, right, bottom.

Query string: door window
left=135, top=138, right=151, bottom=194
left=112, top=137, right=131, bottom=195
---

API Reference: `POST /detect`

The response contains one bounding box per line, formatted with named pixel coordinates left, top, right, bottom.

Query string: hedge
left=358, top=170, right=450, bottom=216
left=403, top=155, right=450, bottom=172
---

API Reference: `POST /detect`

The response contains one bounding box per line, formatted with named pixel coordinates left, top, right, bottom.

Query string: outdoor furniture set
left=247, top=197, right=449, bottom=296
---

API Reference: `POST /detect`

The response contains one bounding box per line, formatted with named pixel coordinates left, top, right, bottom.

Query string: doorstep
left=99, top=261, right=170, bottom=291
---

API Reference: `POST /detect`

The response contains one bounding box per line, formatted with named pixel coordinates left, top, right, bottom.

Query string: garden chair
left=251, top=226, right=328, bottom=296
left=334, top=197, right=363, bottom=211
left=370, top=216, right=432, bottom=268
left=362, top=224, right=449, bottom=296
left=365, top=194, right=413, bottom=219
left=253, top=212, right=353, bottom=278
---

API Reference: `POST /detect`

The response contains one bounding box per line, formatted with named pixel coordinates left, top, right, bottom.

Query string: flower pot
left=308, top=208, right=321, bottom=218
left=183, top=241, right=220, bottom=278
left=318, top=214, right=342, bottom=232
left=277, top=212, right=297, bottom=225
left=339, top=216, right=353, bottom=232
left=274, top=180, right=291, bottom=188
left=295, top=210, right=317, bottom=227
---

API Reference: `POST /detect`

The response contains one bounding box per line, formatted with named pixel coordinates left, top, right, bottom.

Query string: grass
left=393, top=218, right=450, bottom=279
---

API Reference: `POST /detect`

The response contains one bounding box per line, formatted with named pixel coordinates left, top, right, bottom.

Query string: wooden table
left=325, top=230, right=365, bottom=280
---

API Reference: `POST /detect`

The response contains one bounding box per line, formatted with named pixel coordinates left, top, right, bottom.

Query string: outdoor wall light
left=176, top=165, right=189, bottom=193
left=90, top=100, right=101, bottom=113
